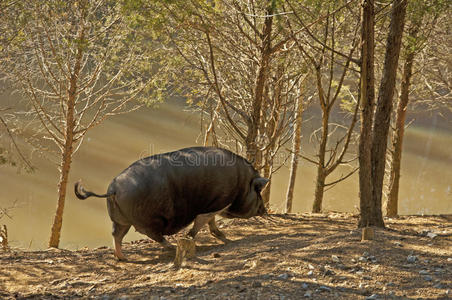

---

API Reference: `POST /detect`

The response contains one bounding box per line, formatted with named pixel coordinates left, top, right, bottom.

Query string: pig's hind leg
left=112, top=222, right=131, bottom=261
left=139, top=220, right=174, bottom=250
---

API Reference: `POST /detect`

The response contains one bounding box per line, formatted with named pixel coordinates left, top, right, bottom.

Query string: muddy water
left=1, top=104, right=451, bottom=249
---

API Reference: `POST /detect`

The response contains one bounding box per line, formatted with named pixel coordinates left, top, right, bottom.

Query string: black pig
left=75, top=147, right=268, bottom=260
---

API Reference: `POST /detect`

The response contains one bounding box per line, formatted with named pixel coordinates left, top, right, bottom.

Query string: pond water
left=1, top=103, right=451, bottom=249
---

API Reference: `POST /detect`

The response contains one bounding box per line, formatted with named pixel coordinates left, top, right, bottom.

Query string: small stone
left=308, top=264, right=315, bottom=270
left=366, top=294, right=379, bottom=300
left=407, top=255, right=417, bottom=263
left=447, top=258, right=452, bottom=262
left=213, top=253, right=221, bottom=258
left=427, top=232, right=437, bottom=239
left=363, top=251, right=370, bottom=257
left=423, top=275, right=433, bottom=281
left=363, top=276, right=372, bottom=281
left=351, top=258, right=356, bottom=263
left=446, top=289, right=451, bottom=295
left=324, top=269, right=335, bottom=276
left=331, top=255, right=340, bottom=262
left=356, top=271, right=364, bottom=275
left=301, top=283, right=309, bottom=289
left=278, top=273, right=289, bottom=280
left=394, top=241, right=402, bottom=247
left=419, top=270, right=429, bottom=275
left=307, top=270, right=314, bottom=276
left=434, top=268, right=445, bottom=274
left=304, top=291, right=312, bottom=298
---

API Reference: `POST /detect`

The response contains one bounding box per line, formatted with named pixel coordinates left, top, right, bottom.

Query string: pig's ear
left=252, top=177, right=269, bottom=192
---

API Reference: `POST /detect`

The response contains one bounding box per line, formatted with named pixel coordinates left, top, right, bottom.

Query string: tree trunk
left=49, top=25, right=84, bottom=248
left=285, top=88, right=304, bottom=213
left=312, top=108, right=329, bottom=213
left=246, top=1, right=273, bottom=167
left=48, top=85, right=76, bottom=247
left=386, top=31, right=416, bottom=217
left=261, top=162, right=272, bottom=208
left=48, top=140, right=73, bottom=248
left=370, top=0, right=407, bottom=227
left=312, top=171, right=326, bottom=213
left=358, top=0, right=375, bottom=228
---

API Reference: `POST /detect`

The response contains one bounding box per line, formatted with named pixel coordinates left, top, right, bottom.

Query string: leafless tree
left=152, top=0, right=307, bottom=208
left=286, top=0, right=361, bottom=213
left=2, top=0, right=155, bottom=247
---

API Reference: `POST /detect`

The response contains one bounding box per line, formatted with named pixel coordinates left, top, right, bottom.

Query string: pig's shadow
left=124, top=238, right=239, bottom=265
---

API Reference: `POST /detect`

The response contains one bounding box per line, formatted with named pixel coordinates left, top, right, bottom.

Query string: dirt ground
left=1, top=213, right=451, bottom=299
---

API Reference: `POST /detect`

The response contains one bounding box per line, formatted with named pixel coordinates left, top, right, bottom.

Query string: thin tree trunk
left=48, top=141, right=73, bottom=248
left=386, top=33, right=416, bottom=217
left=49, top=24, right=84, bottom=248
left=285, top=88, right=304, bottom=213
left=313, top=171, right=326, bottom=213
left=358, top=0, right=375, bottom=228
left=261, top=162, right=272, bottom=208
left=246, top=1, right=273, bottom=167
left=312, top=109, right=329, bottom=213
left=370, top=0, right=407, bottom=227
left=48, top=83, right=76, bottom=247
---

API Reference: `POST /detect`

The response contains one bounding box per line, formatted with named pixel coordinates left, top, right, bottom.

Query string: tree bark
left=370, top=0, right=407, bottom=227
left=246, top=1, right=273, bottom=167
left=285, top=87, right=304, bottom=213
left=312, top=108, right=329, bottom=213
left=358, top=0, right=375, bottom=228
left=48, top=80, right=76, bottom=248
left=386, top=24, right=418, bottom=217
left=261, top=162, right=272, bottom=208
left=48, top=136, right=74, bottom=248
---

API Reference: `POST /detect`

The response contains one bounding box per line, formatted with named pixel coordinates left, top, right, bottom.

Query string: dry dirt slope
left=1, top=213, right=451, bottom=299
